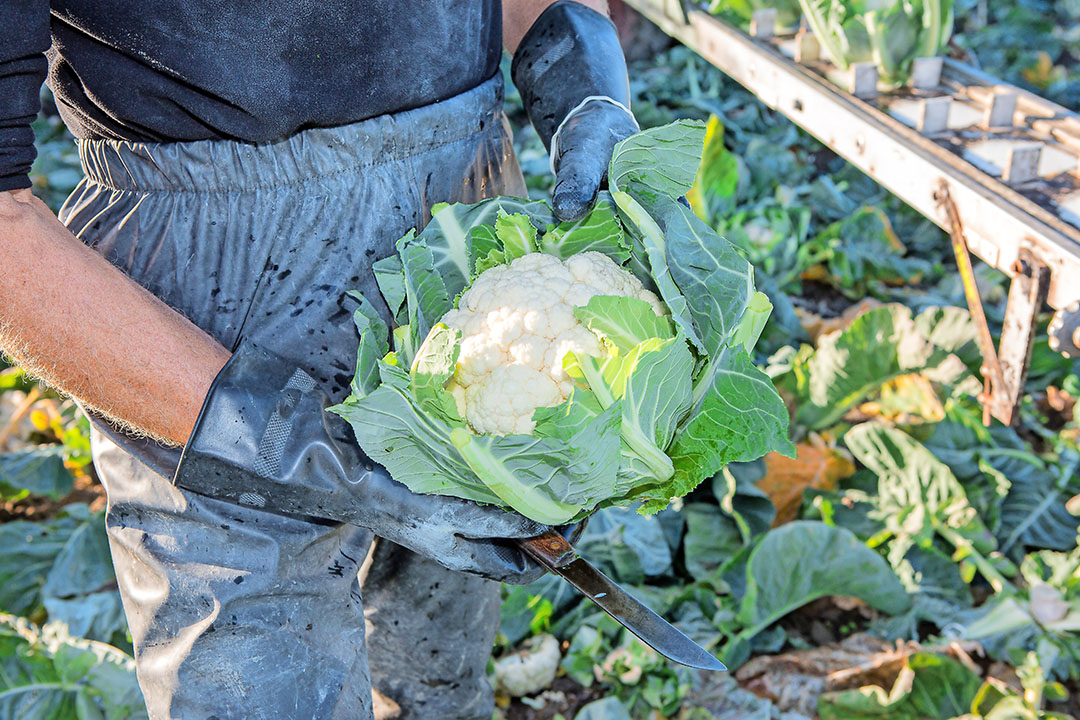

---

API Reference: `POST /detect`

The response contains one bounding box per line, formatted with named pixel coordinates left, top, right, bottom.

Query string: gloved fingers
left=452, top=503, right=549, bottom=540
left=559, top=517, right=588, bottom=545
left=551, top=102, right=639, bottom=223
left=476, top=540, right=548, bottom=585
left=552, top=150, right=605, bottom=223
left=427, top=538, right=546, bottom=584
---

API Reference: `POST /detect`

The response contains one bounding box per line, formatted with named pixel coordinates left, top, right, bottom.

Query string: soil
left=503, top=676, right=604, bottom=720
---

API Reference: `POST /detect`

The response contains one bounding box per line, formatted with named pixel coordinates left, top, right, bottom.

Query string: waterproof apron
left=58, top=74, right=525, bottom=720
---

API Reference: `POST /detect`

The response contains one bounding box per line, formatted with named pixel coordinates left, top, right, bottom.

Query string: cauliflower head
left=440, top=252, right=664, bottom=436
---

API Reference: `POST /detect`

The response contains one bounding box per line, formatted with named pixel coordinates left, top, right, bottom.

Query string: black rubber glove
left=174, top=341, right=548, bottom=584
left=512, top=0, right=640, bottom=223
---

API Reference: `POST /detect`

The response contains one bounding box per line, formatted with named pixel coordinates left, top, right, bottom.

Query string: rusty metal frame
left=936, top=182, right=1050, bottom=426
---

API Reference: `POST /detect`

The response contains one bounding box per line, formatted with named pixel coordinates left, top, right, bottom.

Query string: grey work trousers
left=58, top=74, right=526, bottom=720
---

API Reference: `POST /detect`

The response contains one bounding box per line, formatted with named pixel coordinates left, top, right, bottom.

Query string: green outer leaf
left=467, top=224, right=500, bottom=275
left=408, top=323, right=462, bottom=424
left=567, top=339, right=680, bottom=484
left=653, top=347, right=795, bottom=514
left=418, top=197, right=554, bottom=299
left=731, top=291, right=772, bottom=355
left=451, top=399, right=623, bottom=524
left=494, top=211, right=538, bottom=260
left=372, top=255, right=406, bottom=325
left=660, top=200, right=756, bottom=357
left=738, top=521, right=911, bottom=631
left=397, top=231, right=452, bottom=352
left=330, top=384, right=503, bottom=506
left=532, top=388, right=605, bottom=441
left=539, top=193, right=629, bottom=263
left=611, top=190, right=705, bottom=353
left=345, top=290, right=389, bottom=400
left=451, top=429, right=583, bottom=524
left=609, top=119, right=706, bottom=201
left=573, top=295, right=673, bottom=353
left=621, top=335, right=694, bottom=461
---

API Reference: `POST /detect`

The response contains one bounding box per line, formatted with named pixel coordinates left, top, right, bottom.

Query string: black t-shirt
left=0, top=0, right=502, bottom=191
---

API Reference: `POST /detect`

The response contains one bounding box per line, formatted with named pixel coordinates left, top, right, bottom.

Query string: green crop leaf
left=738, top=521, right=911, bottom=632
left=612, top=190, right=706, bottom=353
left=656, top=347, right=795, bottom=512
left=0, top=615, right=147, bottom=720
left=796, top=0, right=953, bottom=83
left=451, top=401, right=623, bottom=524
left=566, top=334, right=692, bottom=487
left=819, top=651, right=981, bottom=720
left=0, top=447, right=73, bottom=502
left=372, top=255, right=407, bottom=326
left=330, top=379, right=503, bottom=506
left=681, top=503, right=744, bottom=584
left=574, top=506, right=674, bottom=583
left=989, top=451, right=1080, bottom=555
left=421, top=198, right=554, bottom=298
left=845, top=424, right=1013, bottom=594
left=397, top=230, right=452, bottom=352
left=660, top=200, right=757, bottom=357
left=345, top=291, right=389, bottom=400
left=0, top=505, right=126, bottom=646
left=790, top=304, right=972, bottom=430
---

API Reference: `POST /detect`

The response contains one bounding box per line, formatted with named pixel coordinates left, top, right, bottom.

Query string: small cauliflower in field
left=493, top=634, right=561, bottom=698
left=440, top=251, right=664, bottom=436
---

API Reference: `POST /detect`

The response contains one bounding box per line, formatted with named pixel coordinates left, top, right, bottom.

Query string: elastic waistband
left=77, top=75, right=504, bottom=193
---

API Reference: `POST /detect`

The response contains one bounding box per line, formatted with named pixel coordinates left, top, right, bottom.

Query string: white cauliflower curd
left=440, top=252, right=665, bottom=436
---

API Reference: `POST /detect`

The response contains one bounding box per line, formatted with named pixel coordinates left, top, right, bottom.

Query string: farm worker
left=0, top=1, right=638, bottom=718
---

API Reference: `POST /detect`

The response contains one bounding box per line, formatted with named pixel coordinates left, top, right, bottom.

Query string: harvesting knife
left=517, top=531, right=727, bottom=671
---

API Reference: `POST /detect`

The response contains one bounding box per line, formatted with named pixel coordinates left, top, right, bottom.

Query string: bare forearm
left=0, top=189, right=230, bottom=445
left=503, top=0, right=609, bottom=53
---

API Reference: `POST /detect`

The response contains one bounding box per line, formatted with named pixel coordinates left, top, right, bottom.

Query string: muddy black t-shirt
left=0, top=0, right=502, bottom=190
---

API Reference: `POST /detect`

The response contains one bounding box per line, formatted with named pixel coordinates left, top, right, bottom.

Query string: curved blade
left=551, top=557, right=726, bottom=671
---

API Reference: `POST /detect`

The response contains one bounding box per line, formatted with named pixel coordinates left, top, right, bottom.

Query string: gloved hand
left=173, top=341, right=548, bottom=584
left=512, top=1, right=640, bottom=223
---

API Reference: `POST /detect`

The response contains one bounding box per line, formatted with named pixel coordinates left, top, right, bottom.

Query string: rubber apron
left=59, top=73, right=525, bottom=720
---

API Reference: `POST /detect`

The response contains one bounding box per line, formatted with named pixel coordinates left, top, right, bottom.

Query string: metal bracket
left=992, top=249, right=1051, bottom=424
left=936, top=180, right=1050, bottom=426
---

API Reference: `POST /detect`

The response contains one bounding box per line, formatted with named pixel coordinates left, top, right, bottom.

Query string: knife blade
left=518, top=530, right=727, bottom=672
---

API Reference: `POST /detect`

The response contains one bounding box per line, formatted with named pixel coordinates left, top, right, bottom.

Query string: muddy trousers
left=58, top=75, right=526, bottom=720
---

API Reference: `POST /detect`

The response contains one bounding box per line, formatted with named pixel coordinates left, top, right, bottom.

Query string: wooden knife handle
left=518, top=530, right=578, bottom=569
